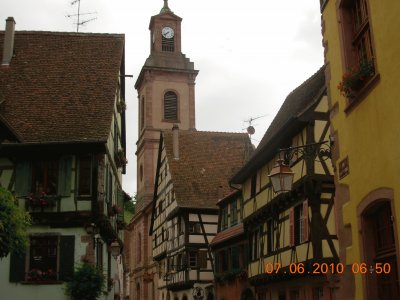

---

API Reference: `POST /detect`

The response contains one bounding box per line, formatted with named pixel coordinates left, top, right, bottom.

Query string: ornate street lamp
left=110, top=240, right=121, bottom=258
left=268, top=158, right=295, bottom=193
left=268, top=141, right=331, bottom=193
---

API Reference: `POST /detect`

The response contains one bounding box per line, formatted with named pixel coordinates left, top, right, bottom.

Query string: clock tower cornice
left=135, top=66, right=198, bottom=90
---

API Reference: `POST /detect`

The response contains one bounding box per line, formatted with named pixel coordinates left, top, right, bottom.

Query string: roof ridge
left=0, top=30, right=125, bottom=37
left=164, top=129, right=247, bottom=135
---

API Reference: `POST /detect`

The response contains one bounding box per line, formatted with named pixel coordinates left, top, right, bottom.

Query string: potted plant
left=337, top=59, right=375, bottom=98
left=64, top=263, right=105, bottom=300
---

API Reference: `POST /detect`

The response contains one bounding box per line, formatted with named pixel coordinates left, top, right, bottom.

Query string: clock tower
left=134, top=0, right=198, bottom=212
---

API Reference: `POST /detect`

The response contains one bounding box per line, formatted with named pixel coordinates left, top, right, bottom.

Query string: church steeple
left=134, top=3, right=198, bottom=212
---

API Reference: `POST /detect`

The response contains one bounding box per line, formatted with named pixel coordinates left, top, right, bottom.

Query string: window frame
left=77, top=155, right=93, bottom=197
left=338, top=0, right=379, bottom=110
left=31, top=159, right=59, bottom=195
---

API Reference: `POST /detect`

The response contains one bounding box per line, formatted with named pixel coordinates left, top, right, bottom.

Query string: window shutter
left=303, top=200, right=309, bottom=242
left=289, top=207, right=295, bottom=247
left=58, top=156, right=72, bottom=196
left=9, top=251, right=26, bottom=282
left=15, top=161, right=31, bottom=197
left=164, top=92, right=177, bottom=120
left=59, top=236, right=75, bottom=281
left=117, top=189, right=124, bottom=207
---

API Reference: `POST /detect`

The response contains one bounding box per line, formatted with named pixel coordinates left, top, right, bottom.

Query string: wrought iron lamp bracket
left=280, top=141, right=331, bottom=165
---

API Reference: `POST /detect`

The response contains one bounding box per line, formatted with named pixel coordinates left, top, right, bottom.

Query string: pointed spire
left=160, top=0, right=172, bottom=14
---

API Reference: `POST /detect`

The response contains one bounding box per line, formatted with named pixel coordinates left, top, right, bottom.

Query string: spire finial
left=160, top=0, right=172, bottom=13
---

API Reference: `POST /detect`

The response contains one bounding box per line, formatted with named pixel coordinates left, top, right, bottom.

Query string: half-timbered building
left=231, top=67, right=338, bottom=300
left=150, top=126, right=252, bottom=300
left=0, top=21, right=128, bottom=300
left=210, top=190, right=255, bottom=300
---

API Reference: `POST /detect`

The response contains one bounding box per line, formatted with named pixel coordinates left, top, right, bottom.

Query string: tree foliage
left=0, top=187, right=30, bottom=258
left=64, top=263, right=105, bottom=300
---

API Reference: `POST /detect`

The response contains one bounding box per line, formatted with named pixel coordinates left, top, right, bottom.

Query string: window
left=363, top=201, right=399, bottom=299
left=31, top=160, right=58, bottom=195
left=9, top=235, right=75, bottom=283
left=221, top=207, right=228, bottom=230
left=250, top=229, right=259, bottom=260
left=189, top=251, right=197, bottom=268
left=15, top=157, right=73, bottom=198
left=189, top=222, right=201, bottom=234
left=106, top=169, right=113, bottom=203
left=230, top=200, right=238, bottom=226
left=77, top=155, right=92, bottom=196
left=267, top=219, right=275, bottom=254
left=339, top=0, right=376, bottom=99
left=290, top=201, right=309, bottom=246
left=28, top=236, right=58, bottom=281
left=140, top=96, right=145, bottom=130
left=198, top=250, right=208, bottom=269
left=163, top=91, right=178, bottom=120
left=162, top=35, right=174, bottom=52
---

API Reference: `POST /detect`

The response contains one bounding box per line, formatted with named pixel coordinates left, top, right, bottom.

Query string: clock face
left=162, top=27, right=174, bottom=39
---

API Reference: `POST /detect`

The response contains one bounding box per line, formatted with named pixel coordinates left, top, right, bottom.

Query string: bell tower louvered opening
left=164, top=91, right=178, bottom=121
left=162, top=36, right=175, bottom=52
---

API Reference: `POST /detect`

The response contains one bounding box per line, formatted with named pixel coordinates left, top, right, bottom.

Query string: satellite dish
left=247, top=125, right=255, bottom=135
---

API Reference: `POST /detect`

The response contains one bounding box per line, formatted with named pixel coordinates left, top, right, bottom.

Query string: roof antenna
left=243, top=115, right=267, bottom=137
left=67, top=0, right=97, bottom=32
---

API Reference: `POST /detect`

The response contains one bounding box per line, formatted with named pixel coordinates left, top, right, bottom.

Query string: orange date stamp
left=265, top=262, right=392, bottom=275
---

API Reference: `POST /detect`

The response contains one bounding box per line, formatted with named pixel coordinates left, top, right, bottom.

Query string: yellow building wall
left=322, top=0, right=400, bottom=298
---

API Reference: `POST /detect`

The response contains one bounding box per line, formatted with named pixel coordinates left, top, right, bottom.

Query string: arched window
left=164, top=91, right=178, bottom=121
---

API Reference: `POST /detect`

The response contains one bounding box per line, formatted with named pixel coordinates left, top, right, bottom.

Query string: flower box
left=25, top=193, right=58, bottom=209
left=337, top=59, right=375, bottom=99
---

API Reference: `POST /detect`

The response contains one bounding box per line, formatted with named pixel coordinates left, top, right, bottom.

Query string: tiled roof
left=231, top=66, right=326, bottom=183
left=163, top=130, right=252, bottom=209
left=210, top=223, right=244, bottom=247
left=0, top=31, right=124, bottom=144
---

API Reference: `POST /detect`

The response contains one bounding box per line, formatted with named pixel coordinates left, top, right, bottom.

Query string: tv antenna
left=67, top=0, right=97, bottom=32
left=243, top=114, right=267, bottom=136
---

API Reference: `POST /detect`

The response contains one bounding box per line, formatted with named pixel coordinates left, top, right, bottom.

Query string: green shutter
left=59, top=235, right=75, bottom=281
left=117, top=189, right=124, bottom=206
left=9, top=251, right=26, bottom=282
left=15, top=161, right=31, bottom=197
left=58, top=156, right=72, bottom=197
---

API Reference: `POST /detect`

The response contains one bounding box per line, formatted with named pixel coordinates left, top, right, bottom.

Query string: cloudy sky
left=0, top=0, right=324, bottom=197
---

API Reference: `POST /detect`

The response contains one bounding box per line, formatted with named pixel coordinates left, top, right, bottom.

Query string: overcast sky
left=0, top=0, right=324, bottom=197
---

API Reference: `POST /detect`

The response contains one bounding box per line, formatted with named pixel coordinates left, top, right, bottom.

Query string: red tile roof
left=0, top=31, right=124, bottom=144
left=163, top=130, right=253, bottom=209
left=210, top=223, right=244, bottom=246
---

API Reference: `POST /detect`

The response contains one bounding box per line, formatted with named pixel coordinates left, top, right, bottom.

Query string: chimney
left=2, top=17, right=16, bottom=66
left=172, top=124, right=179, bottom=160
